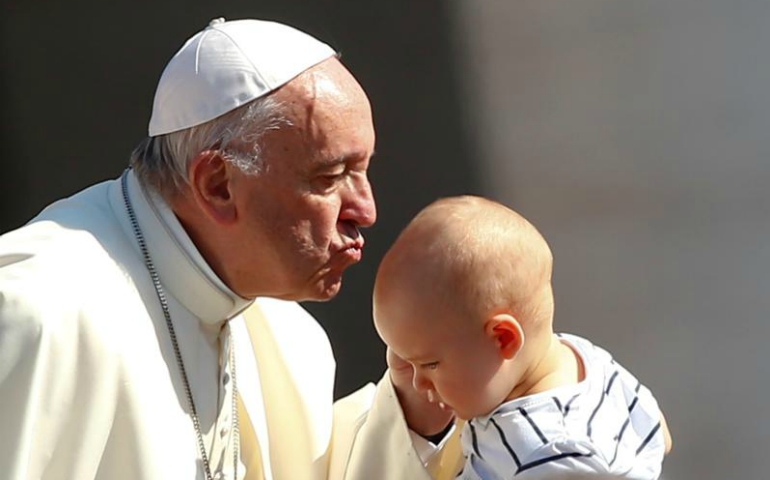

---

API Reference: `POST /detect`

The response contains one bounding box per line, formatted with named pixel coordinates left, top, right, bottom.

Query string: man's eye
left=313, top=173, right=344, bottom=191
left=318, top=170, right=346, bottom=184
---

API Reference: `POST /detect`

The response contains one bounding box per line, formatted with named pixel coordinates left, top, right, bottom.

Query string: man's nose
left=340, top=176, right=377, bottom=228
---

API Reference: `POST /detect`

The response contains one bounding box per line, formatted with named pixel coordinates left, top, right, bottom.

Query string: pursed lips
left=337, top=224, right=365, bottom=253
left=332, top=230, right=365, bottom=265
left=337, top=241, right=363, bottom=264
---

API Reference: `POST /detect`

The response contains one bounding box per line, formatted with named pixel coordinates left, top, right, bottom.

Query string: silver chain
left=230, top=334, right=240, bottom=476
left=121, top=170, right=239, bottom=480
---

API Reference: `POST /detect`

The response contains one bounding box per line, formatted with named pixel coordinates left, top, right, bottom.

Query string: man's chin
left=295, top=276, right=344, bottom=303
left=314, top=278, right=344, bottom=302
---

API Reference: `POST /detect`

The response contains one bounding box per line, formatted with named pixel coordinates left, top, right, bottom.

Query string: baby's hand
left=386, top=347, right=454, bottom=438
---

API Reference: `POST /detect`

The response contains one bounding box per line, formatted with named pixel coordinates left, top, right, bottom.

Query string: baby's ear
left=485, top=313, right=525, bottom=360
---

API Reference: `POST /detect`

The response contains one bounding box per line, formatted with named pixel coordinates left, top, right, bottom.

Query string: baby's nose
left=412, top=372, right=433, bottom=395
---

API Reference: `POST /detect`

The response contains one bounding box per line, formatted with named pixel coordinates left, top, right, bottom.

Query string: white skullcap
left=148, top=17, right=336, bottom=136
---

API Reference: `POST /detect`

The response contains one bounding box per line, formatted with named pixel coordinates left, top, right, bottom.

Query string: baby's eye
left=421, top=362, right=439, bottom=370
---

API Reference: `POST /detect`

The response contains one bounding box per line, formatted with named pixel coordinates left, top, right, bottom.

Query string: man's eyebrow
left=313, top=150, right=375, bottom=171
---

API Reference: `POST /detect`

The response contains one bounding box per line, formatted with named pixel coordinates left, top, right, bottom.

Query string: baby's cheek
left=441, top=377, right=469, bottom=400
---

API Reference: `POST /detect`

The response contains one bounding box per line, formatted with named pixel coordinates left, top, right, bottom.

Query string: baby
left=373, top=196, right=671, bottom=479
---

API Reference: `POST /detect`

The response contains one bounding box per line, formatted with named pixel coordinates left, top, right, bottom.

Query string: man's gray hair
left=130, top=95, right=290, bottom=196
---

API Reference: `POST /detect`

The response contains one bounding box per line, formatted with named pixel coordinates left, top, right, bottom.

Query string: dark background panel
left=0, top=1, right=479, bottom=398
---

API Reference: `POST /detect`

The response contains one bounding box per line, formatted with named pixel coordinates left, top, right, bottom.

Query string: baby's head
left=373, top=196, right=555, bottom=419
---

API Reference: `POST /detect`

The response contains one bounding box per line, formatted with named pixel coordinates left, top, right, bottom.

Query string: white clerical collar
left=109, top=169, right=252, bottom=326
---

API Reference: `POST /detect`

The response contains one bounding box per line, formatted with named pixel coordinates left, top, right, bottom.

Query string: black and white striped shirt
left=458, top=334, right=665, bottom=480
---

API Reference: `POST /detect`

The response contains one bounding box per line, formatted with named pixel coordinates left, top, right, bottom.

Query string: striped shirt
left=458, top=334, right=665, bottom=480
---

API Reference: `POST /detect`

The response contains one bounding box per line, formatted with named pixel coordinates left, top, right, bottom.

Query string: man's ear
left=188, top=151, right=237, bottom=224
left=485, top=313, right=525, bottom=360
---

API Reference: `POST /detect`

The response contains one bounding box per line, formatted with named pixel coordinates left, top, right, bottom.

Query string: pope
left=0, top=17, right=455, bottom=480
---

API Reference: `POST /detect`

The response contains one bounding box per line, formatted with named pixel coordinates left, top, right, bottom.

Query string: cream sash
left=241, top=304, right=317, bottom=480
left=237, top=394, right=264, bottom=480
left=429, top=420, right=465, bottom=480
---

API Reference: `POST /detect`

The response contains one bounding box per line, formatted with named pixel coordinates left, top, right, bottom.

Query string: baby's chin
left=446, top=405, right=478, bottom=421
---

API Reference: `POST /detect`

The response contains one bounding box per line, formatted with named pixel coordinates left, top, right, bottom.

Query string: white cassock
left=0, top=171, right=457, bottom=480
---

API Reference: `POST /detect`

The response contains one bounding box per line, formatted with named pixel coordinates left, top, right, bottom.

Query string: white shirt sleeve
left=330, top=373, right=439, bottom=480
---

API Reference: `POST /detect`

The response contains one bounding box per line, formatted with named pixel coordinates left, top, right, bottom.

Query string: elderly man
left=0, top=18, right=454, bottom=480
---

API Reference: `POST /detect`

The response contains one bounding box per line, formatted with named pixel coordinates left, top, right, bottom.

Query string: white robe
left=0, top=171, right=451, bottom=480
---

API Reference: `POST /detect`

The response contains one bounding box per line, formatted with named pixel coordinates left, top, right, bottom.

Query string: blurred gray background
left=3, top=0, right=769, bottom=478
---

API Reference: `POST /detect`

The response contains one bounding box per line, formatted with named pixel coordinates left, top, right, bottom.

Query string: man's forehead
left=275, top=58, right=354, bottom=104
